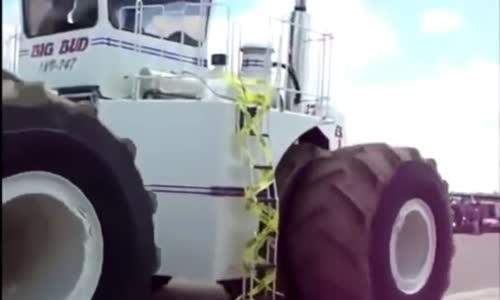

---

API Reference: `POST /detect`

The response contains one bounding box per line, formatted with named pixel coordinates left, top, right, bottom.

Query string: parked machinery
left=2, top=0, right=454, bottom=300
left=450, top=193, right=500, bottom=234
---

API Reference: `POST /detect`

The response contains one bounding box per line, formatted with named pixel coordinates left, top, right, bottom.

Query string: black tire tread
left=278, top=143, right=450, bottom=300
left=2, top=71, right=97, bottom=117
left=2, top=71, right=156, bottom=300
left=152, top=275, right=172, bottom=292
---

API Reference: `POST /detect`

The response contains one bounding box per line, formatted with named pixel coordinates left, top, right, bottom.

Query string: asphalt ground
left=152, top=233, right=500, bottom=300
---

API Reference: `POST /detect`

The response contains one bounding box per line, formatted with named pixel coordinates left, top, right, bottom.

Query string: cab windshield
left=109, top=0, right=210, bottom=47
left=22, top=0, right=98, bottom=37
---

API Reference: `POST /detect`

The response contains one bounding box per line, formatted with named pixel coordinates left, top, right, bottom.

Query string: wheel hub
left=2, top=171, right=103, bottom=300
left=389, top=198, right=437, bottom=295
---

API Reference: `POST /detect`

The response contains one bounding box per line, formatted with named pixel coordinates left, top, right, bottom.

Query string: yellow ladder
left=227, top=75, right=282, bottom=300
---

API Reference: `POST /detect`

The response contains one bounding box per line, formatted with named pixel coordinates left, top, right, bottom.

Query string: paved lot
left=446, top=233, right=499, bottom=294
left=444, top=288, right=499, bottom=300
left=153, top=233, right=500, bottom=300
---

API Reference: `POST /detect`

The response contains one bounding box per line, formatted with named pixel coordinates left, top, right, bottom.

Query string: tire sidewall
left=3, top=110, right=154, bottom=300
left=370, top=161, right=454, bottom=300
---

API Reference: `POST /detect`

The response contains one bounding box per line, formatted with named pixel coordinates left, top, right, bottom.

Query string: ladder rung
left=246, top=262, right=276, bottom=272
left=254, top=164, right=273, bottom=171
left=256, top=263, right=276, bottom=271
left=249, top=132, right=270, bottom=138
left=257, top=197, right=277, bottom=205
left=264, top=295, right=286, bottom=300
left=250, top=291, right=286, bottom=300
left=256, top=185, right=277, bottom=199
left=251, top=295, right=285, bottom=300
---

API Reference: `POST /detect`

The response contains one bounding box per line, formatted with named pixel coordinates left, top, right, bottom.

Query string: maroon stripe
left=145, top=184, right=245, bottom=197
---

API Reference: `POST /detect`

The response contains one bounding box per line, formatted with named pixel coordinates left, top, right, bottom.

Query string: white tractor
left=2, top=0, right=454, bottom=299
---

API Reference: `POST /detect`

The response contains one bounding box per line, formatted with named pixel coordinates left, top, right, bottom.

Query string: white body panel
left=17, top=25, right=207, bottom=99
left=97, top=99, right=344, bottom=280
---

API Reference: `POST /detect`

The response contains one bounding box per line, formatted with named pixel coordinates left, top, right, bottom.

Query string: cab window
left=23, top=0, right=98, bottom=37
left=109, top=0, right=210, bottom=47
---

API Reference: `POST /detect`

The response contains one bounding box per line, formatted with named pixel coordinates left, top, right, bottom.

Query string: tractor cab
left=15, top=0, right=338, bottom=119
left=17, top=0, right=213, bottom=100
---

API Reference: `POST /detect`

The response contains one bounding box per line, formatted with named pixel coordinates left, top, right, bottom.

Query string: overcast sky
left=2, top=0, right=499, bottom=193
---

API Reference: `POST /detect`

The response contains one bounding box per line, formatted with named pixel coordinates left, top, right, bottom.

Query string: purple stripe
left=91, top=36, right=207, bottom=62
left=145, top=184, right=245, bottom=197
left=90, top=41, right=202, bottom=65
left=150, top=189, right=242, bottom=197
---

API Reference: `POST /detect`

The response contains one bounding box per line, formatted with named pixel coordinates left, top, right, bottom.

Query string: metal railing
left=231, top=16, right=334, bottom=116
left=123, top=1, right=335, bottom=116
left=2, top=26, right=21, bottom=73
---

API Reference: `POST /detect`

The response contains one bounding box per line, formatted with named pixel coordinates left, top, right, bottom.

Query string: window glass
left=109, top=0, right=210, bottom=47
left=23, top=0, right=98, bottom=37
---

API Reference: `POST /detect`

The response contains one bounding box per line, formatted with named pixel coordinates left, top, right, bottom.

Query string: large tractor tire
left=152, top=275, right=172, bottom=292
left=275, top=143, right=454, bottom=300
left=2, top=71, right=157, bottom=300
left=218, top=143, right=330, bottom=300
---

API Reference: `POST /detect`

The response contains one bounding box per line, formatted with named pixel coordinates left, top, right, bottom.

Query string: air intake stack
left=239, top=43, right=274, bottom=84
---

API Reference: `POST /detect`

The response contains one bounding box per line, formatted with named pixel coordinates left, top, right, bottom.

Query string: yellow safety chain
left=225, top=74, right=280, bottom=299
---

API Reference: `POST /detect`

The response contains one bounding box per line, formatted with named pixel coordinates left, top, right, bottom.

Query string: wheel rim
left=2, top=171, right=104, bottom=300
left=389, top=198, right=437, bottom=295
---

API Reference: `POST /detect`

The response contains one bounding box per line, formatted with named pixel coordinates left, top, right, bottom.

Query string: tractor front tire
left=277, top=143, right=454, bottom=300
left=2, top=71, right=157, bottom=300
left=152, top=275, right=172, bottom=292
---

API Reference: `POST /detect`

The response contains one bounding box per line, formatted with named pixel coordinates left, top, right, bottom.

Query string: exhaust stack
left=286, top=0, right=311, bottom=110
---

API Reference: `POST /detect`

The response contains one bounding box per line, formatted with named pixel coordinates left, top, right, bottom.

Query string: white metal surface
left=97, top=99, right=344, bottom=280
left=2, top=171, right=103, bottom=300
left=239, top=43, right=274, bottom=81
left=389, top=198, right=437, bottom=295
left=16, top=0, right=212, bottom=98
left=136, top=68, right=207, bottom=99
left=17, top=28, right=208, bottom=98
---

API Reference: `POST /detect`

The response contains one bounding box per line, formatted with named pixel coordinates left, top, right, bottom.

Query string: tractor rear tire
left=2, top=71, right=157, bottom=300
left=277, top=143, right=454, bottom=300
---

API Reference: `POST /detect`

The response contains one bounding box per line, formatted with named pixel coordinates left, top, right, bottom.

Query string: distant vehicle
left=481, top=199, right=500, bottom=232
left=482, top=217, right=500, bottom=232
left=450, top=193, right=500, bottom=234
